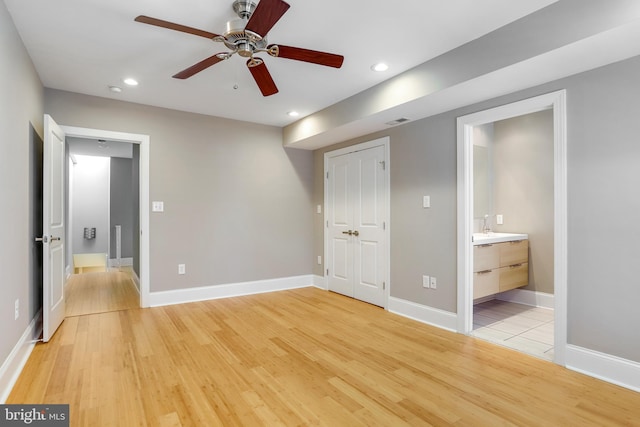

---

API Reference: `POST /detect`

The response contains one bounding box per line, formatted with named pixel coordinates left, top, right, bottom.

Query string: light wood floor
left=9, top=288, right=640, bottom=426
left=65, top=270, right=139, bottom=317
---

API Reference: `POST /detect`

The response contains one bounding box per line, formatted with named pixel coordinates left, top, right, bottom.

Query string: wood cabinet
left=473, top=240, right=528, bottom=299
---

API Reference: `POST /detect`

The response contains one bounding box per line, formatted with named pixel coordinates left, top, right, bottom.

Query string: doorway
left=65, top=137, right=140, bottom=316
left=324, top=137, right=390, bottom=308
left=59, top=124, right=150, bottom=309
left=456, top=91, right=567, bottom=365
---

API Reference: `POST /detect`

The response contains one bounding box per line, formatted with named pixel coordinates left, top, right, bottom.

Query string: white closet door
left=327, top=144, right=387, bottom=307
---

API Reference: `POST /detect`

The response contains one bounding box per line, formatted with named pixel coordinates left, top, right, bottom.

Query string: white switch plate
left=496, top=214, right=504, bottom=225
left=430, top=276, right=437, bottom=289
left=422, top=275, right=430, bottom=288
left=14, top=299, right=19, bottom=320
left=152, top=201, right=164, bottom=212
left=423, top=196, right=431, bottom=208
left=316, top=205, right=322, bottom=214
left=178, top=264, right=186, bottom=275
left=317, top=256, right=322, bottom=265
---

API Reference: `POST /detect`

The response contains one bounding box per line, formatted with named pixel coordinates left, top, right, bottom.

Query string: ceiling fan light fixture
left=371, top=62, right=389, bottom=72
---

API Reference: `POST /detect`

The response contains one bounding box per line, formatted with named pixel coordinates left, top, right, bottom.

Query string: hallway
left=65, top=270, right=139, bottom=317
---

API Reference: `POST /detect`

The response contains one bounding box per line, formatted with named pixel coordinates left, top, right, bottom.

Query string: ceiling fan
left=135, top=0, right=344, bottom=96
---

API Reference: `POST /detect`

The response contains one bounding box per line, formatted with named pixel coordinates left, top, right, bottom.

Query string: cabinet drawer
left=499, top=240, right=528, bottom=267
left=474, top=269, right=499, bottom=299
left=499, top=262, right=529, bottom=292
left=474, top=244, right=500, bottom=272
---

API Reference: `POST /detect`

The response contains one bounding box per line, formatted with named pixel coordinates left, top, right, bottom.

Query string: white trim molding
left=108, top=257, right=133, bottom=269
left=148, top=275, right=316, bottom=307
left=0, top=311, right=42, bottom=403
left=312, top=274, right=327, bottom=290
left=566, top=345, right=640, bottom=393
left=496, top=289, right=554, bottom=310
left=388, top=297, right=458, bottom=332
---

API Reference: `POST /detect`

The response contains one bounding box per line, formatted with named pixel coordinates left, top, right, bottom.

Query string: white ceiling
left=4, top=0, right=557, bottom=127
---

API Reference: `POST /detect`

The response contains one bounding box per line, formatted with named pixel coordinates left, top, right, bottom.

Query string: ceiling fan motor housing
left=223, top=17, right=267, bottom=57
left=232, top=0, right=257, bottom=19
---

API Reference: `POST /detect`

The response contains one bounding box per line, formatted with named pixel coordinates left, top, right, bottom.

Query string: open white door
left=41, top=115, right=66, bottom=342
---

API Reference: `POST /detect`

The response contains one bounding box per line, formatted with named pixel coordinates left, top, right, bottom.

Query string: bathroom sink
left=472, top=232, right=528, bottom=245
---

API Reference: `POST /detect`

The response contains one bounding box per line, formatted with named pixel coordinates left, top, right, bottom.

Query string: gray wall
left=0, top=0, right=44, bottom=374
left=44, top=89, right=315, bottom=293
left=313, top=55, right=640, bottom=363
left=493, top=110, right=554, bottom=294
left=110, top=157, right=134, bottom=260
left=71, top=155, right=109, bottom=255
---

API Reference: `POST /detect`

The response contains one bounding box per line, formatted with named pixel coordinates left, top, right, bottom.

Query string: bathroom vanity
left=473, top=233, right=528, bottom=299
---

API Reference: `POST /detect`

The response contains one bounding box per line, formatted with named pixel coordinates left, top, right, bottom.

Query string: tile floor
left=472, top=299, right=554, bottom=361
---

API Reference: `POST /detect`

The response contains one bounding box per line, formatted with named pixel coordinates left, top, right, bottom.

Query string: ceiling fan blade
left=135, top=15, right=220, bottom=39
left=245, top=0, right=290, bottom=37
left=173, top=54, right=226, bottom=79
left=268, top=44, right=344, bottom=68
left=247, top=59, right=278, bottom=96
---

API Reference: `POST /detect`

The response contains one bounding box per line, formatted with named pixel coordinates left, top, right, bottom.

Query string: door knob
left=352, top=230, right=359, bottom=236
left=342, top=230, right=353, bottom=235
left=35, top=235, right=48, bottom=243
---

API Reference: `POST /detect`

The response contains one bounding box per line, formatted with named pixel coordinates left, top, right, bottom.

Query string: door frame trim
left=323, top=136, right=391, bottom=309
left=61, top=125, right=151, bottom=308
left=456, top=90, right=567, bottom=365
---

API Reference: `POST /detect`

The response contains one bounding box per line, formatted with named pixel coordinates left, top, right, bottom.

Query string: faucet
left=483, top=214, right=492, bottom=234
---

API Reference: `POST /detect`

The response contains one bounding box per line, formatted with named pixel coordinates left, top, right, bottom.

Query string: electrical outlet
left=430, top=277, right=437, bottom=289
left=496, top=214, right=504, bottom=225
left=14, top=299, right=19, bottom=320
left=422, top=275, right=430, bottom=288
left=178, top=264, right=186, bottom=275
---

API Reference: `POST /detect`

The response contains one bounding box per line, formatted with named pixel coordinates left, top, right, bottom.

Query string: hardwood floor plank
left=8, top=287, right=640, bottom=426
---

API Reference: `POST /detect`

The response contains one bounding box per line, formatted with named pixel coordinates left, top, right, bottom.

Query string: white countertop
left=472, top=232, right=528, bottom=245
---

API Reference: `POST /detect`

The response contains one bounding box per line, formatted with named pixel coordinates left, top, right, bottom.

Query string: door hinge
left=383, top=281, right=386, bottom=290
left=326, top=171, right=329, bottom=179
left=326, top=220, right=329, bottom=228
left=383, top=221, right=386, bottom=230
left=379, top=160, right=386, bottom=170
left=326, top=268, right=329, bottom=276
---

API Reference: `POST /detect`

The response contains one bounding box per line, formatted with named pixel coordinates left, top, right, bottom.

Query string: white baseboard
left=0, top=310, right=42, bottom=403
left=109, top=257, right=133, bottom=268
left=313, top=274, right=327, bottom=290
left=566, top=344, right=640, bottom=393
left=130, top=269, right=140, bottom=292
left=496, top=289, right=554, bottom=310
left=148, top=275, right=316, bottom=307
left=388, top=297, right=458, bottom=332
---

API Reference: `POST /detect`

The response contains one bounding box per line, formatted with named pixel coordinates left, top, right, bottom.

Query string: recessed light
left=287, top=111, right=300, bottom=117
left=108, top=85, right=122, bottom=93
left=371, top=63, right=389, bottom=72
left=123, top=78, right=139, bottom=86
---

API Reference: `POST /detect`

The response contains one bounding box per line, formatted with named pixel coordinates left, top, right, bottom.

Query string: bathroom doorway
left=456, top=90, right=567, bottom=365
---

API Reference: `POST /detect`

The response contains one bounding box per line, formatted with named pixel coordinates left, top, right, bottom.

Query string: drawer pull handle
left=510, top=263, right=523, bottom=268
left=478, top=244, right=493, bottom=248
left=477, top=270, right=492, bottom=274
left=510, top=240, right=523, bottom=244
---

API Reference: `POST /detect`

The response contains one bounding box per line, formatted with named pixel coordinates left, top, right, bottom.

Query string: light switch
left=423, top=196, right=431, bottom=208
left=152, top=201, right=164, bottom=212
left=317, top=204, right=322, bottom=214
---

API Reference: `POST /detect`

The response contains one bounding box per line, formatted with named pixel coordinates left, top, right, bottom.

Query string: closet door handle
left=352, top=230, right=359, bottom=237
left=342, top=230, right=353, bottom=235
